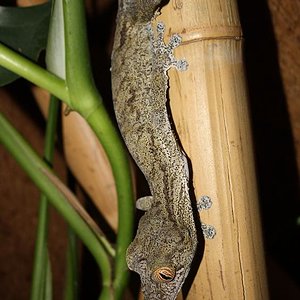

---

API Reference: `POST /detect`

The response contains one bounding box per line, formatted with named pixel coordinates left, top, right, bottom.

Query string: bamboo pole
left=153, top=0, right=269, bottom=299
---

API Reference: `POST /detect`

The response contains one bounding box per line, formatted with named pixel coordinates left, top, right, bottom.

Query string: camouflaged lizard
left=111, top=1, right=215, bottom=299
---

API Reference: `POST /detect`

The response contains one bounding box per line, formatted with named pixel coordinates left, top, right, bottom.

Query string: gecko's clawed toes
left=150, top=21, right=189, bottom=73
left=201, top=223, right=217, bottom=239
left=156, top=22, right=165, bottom=33
left=197, top=195, right=213, bottom=212
left=198, top=196, right=216, bottom=239
left=174, top=59, right=188, bottom=71
left=169, top=34, right=182, bottom=48
left=136, top=196, right=153, bottom=211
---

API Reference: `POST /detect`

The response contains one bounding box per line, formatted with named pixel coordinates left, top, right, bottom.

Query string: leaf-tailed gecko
left=111, top=1, right=215, bottom=299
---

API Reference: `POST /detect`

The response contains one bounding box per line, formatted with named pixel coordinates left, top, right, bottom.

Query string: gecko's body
left=111, top=1, right=197, bottom=299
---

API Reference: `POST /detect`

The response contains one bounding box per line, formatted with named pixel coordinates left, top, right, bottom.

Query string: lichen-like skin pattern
left=111, top=1, right=197, bottom=299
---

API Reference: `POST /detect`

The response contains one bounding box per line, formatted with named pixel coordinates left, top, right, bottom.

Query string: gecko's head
left=126, top=209, right=197, bottom=299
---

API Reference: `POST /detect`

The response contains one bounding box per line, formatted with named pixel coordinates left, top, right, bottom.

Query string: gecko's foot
left=198, top=195, right=216, bottom=239
left=136, top=196, right=153, bottom=211
left=149, top=21, right=188, bottom=72
left=201, top=223, right=217, bottom=239
left=197, top=195, right=213, bottom=212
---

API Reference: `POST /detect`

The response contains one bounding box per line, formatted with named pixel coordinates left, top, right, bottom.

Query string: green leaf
left=46, top=0, right=65, bottom=78
left=0, top=1, right=51, bottom=86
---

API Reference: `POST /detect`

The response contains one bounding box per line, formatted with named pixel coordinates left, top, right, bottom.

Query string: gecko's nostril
left=152, top=266, right=176, bottom=283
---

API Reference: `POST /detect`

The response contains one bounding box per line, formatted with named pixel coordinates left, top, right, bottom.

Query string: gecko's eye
left=152, top=267, right=176, bottom=283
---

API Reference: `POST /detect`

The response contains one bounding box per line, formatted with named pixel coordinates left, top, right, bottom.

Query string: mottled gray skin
left=111, top=1, right=197, bottom=299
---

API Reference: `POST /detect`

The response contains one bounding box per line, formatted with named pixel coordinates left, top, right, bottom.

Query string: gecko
left=111, top=1, right=215, bottom=299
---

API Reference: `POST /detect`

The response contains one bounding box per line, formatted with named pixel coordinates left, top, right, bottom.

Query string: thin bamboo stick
left=61, top=104, right=119, bottom=231
left=33, top=88, right=119, bottom=232
left=152, top=0, right=269, bottom=299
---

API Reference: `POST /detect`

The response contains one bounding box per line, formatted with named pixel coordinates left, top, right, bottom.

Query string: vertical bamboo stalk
left=156, top=0, right=269, bottom=299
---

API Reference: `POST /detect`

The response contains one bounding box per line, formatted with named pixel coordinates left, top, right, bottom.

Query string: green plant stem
left=30, top=96, right=59, bottom=300
left=44, top=255, right=53, bottom=300
left=63, top=0, right=134, bottom=298
left=87, top=108, right=134, bottom=298
left=62, top=0, right=98, bottom=117
left=0, top=112, right=112, bottom=297
left=64, top=228, right=78, bottom=300
left=0, top=43, right=69, bottom=104
left=31, top=208, right=48, bottom=300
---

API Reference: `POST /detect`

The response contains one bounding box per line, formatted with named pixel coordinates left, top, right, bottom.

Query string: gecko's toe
left=169, top=34, right=182, bottom=48
left=201, top=223, right=217, bottom=239
left=174, top=59, right=188, bottom=71
left=156, top=22, right=165, bottom=33
left=197, top=195, right=213, bottom=212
